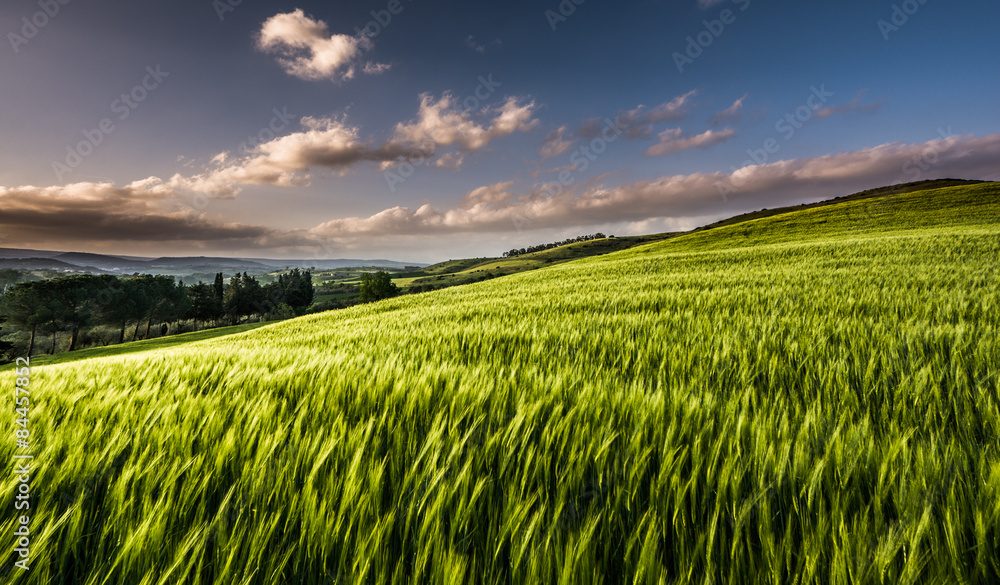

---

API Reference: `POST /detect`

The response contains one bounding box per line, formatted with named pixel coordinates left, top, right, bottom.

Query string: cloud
left=0, top=181, right=299, bottom=250
left=710, top=94, right=747, bottom=126
left=86, top=90, right=538, bottom=202
left=643, top=91, right=700, bottom=123
left=6, top=135, right=997, bottom=255
left=161, top=115, right=431, bottom=198
left=816, top=89, right=884, bottom=119
left=538, top=126, right=574, bottom=160
left=465, top=35, right=486, bottom=53
left=307, top=134, right=1000, bottom=239
left=644, top=127, right=736, bottom=157
left=362, top=61, right=391, bottom=75
left=579, top=90, right=697, bottom=140
left=392, top=93, right=538, bottom=151
left=258, top=116, right=424, bottom=170
left=435, top=152, right=465, bottom=169
left=257, top=10, right=387, bottom=81
left=105, top=93, right=537, bottom=199
left=463, top=181, right=515, bottom=205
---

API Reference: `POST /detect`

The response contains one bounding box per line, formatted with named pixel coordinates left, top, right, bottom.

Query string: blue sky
left=1, top=0, right=998, bottom=262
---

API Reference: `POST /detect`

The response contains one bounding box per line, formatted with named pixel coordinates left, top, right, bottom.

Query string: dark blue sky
left=1, top=0, right=998, bottom=261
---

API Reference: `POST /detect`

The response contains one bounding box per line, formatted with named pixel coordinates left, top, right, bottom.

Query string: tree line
left=502, top=233, right=609, bottom=257
left=0, top=269, right=313, bottom=357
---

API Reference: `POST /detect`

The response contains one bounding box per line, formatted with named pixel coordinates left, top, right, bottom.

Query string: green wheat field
left=3, top=183, right=999, bottom=584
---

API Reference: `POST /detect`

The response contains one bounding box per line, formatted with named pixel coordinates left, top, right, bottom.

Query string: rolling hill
left=394, top=178, right=987, bottom=291
left=2, top=182, right=998, bottom=584
left=0, top=248, right=427, bottom=277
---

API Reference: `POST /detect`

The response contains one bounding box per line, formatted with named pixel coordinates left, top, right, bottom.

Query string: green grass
left=403, top=234, right=678, bottom=290
left=0, top=322, right=274, bottom=372
left=690, top=178, right=987, bottom=233
left=390, top=277, right=420, bottom=288
left=2, top=183, right=999, bottom=584
left=400, top=257, right=499, bottom=277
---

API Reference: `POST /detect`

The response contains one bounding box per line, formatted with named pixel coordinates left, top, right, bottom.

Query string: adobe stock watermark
left=673, top=0, right=751, bottom=74
left=715, top=84, right=833, bottom=201
left=213, top=0, right=244, bottom=22
left=311, top=234, right=346, bottom=263
left=511, top=116, right=626, bottom=233
left=539, top=118, right=625, bottom=198
left=383, top=74, right=502, bottom=192
left=545, top=0, right=587, bottom=32
left=185, top=106, right=295, bottom=213
left=237, top=107, right=295, bottom=156
left=7, top=0, right=72, bottom=54
left=12, top=357, right=33, bottom=571
left=898, top=126, right=957, bottom=182
left=355, top=0, right=417, bottom=41
left=877, top=0, right=930, bottom=41
left=51, top=65, right=170, bottom=182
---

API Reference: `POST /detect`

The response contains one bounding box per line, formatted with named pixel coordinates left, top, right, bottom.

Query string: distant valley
left=0, top=247, right=426, bottom=280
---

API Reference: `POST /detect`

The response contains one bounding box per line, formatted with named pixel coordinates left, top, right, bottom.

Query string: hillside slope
left=395, top=179, right=986, bottom=291
left=3, top=183, right=999, bottom=584
left=397, top=233, right=678, bottom=290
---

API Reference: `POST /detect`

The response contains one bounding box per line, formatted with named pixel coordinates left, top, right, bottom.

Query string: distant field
left=399, top=233, right=678, bottom=290
left=0, top=322, right=275, bottom=372
left=404, top=257, right=499, bottom=276
left=2, top=183, right=998, bottom=584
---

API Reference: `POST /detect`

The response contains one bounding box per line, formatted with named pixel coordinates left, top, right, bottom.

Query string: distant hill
left=239, top=258, right=426, bottom=270
left=691, top=178, right=986, bottom=233
left=0, top=257, right=93, bottom=271
left=0, top=248, right=428, bottom=276
left=0, top=247, right=67, bottom=259
left=146, top=257, right=273, bottom=270
left=52, top=252, right=149, bottom=272
left=390, top=178, right=995, bottom=291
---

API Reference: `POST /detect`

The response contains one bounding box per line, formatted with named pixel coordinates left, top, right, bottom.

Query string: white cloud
left=644, top=127, right=736, bottom=157
left=435, top=152, right=465, bottom=169
left=816, top=89, right=884, bottom=119
left=308, top=134, right=1000, bottom=239
left=463, top=181, right=515, bottom=205
left=710, top=94, right=748, bottom=126
left=392, top=93, right=538, bottom=151
left=465, top=35, right=486, bottom=53
left=362, top=61, right=391, bottom=75
left=114, top=92, right=536, bottom=199
left=160, top=115, right=431, bottom=197
left=5, top=135, right=997, bottom=254
left=538, top=126, right=574, bottom=160
left=257, top=10, right=387, bottom=81
left=643, top=90, right=700, bottom=123
left=580, top=90, right=698, bottom=139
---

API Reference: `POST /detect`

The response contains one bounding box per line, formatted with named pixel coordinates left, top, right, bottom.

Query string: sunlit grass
left=1, top=183, right=998, bottom=584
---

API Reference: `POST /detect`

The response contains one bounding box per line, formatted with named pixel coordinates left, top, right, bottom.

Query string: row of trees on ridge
left=502, top=233, right=609, bottom=257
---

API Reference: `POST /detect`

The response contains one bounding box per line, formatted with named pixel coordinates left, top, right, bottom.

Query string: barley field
left=2, top=183, right=999, bottom=584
